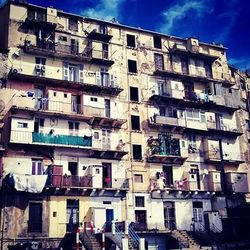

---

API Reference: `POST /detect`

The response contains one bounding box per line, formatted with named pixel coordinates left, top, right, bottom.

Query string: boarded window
left=154, top=53, right=164, bottom=71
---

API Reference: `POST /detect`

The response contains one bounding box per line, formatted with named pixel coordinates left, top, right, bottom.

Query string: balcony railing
left=10, top=130, right=92, bottom=147
left=24, top=42, right=114, bottom=66
left=32, top=133, right=92, bottom=146
left=206, top=121, right=242, bottom=135
left=87, top=29, right=113, bottom=42
left=152, top=115, right=186, bottom=128
left=48, top=175, right=129, bottom=190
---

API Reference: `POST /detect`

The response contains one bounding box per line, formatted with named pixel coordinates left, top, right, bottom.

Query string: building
left=0, top=1, right=249, bottom=249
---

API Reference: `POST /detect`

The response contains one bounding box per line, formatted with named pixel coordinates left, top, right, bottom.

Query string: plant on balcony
left=147, top=136, right=161, bottom=155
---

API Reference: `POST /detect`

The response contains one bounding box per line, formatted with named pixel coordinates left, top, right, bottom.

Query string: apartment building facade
left=0, top=1, right=249, bottom=249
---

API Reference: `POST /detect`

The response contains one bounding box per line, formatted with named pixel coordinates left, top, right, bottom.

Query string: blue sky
left=1, top=0, right=250, bottom=70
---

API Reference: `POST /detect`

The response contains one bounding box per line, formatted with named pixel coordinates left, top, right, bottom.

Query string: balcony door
left=71, top=95, right=81, bottom=113
left=163, top=165, right=173, bottom=188
left=34, top=87, right=45, bottom=109
left=102, top=162, right=112, bottom=188
left=101, top=68, right=109, bottom=86
left=135, top=210, right=147, bottom=230
left=184, top=82, right=194, bottom=100
left=66, top=199, right=79, bottom=232
left=104, top=99, right=111, bottom=118
left=215, top=113, right=224, bottom=130
left=102, top=129, right=111, bottom=150
left=163, top=201, right=176, bottom=230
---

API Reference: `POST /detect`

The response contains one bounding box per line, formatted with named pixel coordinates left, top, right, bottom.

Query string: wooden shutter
left=78, top=64, right=84, bottom=83
left=63, top=61, right=69, bottom=81
left=96, top=72, right=101, bottom=85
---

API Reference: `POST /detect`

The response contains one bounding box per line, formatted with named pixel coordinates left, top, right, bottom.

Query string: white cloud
left=80, top=0, right=125, bottom=21
left=159, top=0, right=211, bottom=34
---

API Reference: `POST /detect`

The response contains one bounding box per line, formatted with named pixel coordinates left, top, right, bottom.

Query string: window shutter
left=63, top=61, right=69, bottom=81
left=96, top=72, right=101, bottom=85
left=110, top=74, right=114, bottom=87
left=79, top=64, right=84, bottom=83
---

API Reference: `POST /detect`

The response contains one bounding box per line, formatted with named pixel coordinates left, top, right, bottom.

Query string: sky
left=1, top=0, right=250, bottom=70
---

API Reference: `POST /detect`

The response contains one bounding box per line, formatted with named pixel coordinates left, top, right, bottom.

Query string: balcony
left=24, top=16, right=57, bottom=30
left=12, top=99, right=126, bottom=129
left=9, top=73, right=123, bottom=96
left=206, top=120, right=243, bottom=136
left=225, top=172, right=248, bottom=193
left=147, top=135, right=187, bottom=164
left=87, top=29, right=113, bottom=43
left=204, top=149, right=244, bottom=165
left=46, top=174, right=129, bottom=195
left=149, top=90, right=213, bottom=109
left=149, top=115, right=186, bottom=130
left=10, top=130, right=92, bottom=148
left=172, top=43, right=219, bottom=62
left=24, top=42, right=114, bottom=66
left=154, top=68, right=234, bottom=86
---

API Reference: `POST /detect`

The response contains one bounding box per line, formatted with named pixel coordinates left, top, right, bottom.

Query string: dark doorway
left=103, top=162, right=112, bottom=188
left=164, top=201, right=176, bottom=230
left=66, top=199, right=79, bottom=232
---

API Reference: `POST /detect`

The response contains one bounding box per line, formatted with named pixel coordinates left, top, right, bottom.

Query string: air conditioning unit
left=35, top=64, right=46, bottom=75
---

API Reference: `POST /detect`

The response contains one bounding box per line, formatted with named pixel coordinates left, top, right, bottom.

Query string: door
left=28, top=203, right=42, bottom=233
left=106, top=209, right=114, bottom=223
left=163, top=202, right=176, bottom=230
left=101, top=68, right=109, bottom=86
left=102, top=43, right=108, bottom=59
left=163, top=165, right=173, bottom=188
left=102, top=162, right=112, bottom=188
left=71, top=95, right=81, bottom=113
left=184, top=83, right=194, bottom=100
left=71, top=39, right=78, bottom=54
left=102, top=129, right=111, bottom=150
left=215, top=113, right=223, bottom=130
left=32, top=159, right=43, bottom=175
left=204, top=213, right=210, bottom=232
left=135, top=210, right=147, bottom=230
left=66, top=200, right=79, bottom=232
left=104, top=99, right=110, bottom=118
left=69, top=64, right=77, bottom=82
left=34, top=88, right=44, bottom=109
left=180, top=57, right=188, bottom=74
left=192, top=201, right=203, bottom=231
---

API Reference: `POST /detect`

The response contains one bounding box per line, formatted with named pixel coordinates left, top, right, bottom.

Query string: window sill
left=128, top=72, right=138, bottom=76
left=131, top=130, right=142, bottom=133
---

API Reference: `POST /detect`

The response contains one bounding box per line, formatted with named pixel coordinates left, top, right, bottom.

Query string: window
left=68, top=18, right=78, bottom=31
left=69, top=64, right=78, bottom=82
left=128, top=60, right=137, bottom=73
left=134, top=174, right=143, bottom=183
left=35, top=57, right=46, bottom=65
left=186, top=109, right=200, bottom=121
left=68, top=121, right=79, bottom=135
left=90, top=97, right=98, bottom=102
left=99, top=24, right=108, bottom=34
left=130, top=87, right=139, bottom=102
left=200, top=111, right=205, bottom=123
left=32, top=159, right=43, bottom=175
left=127, top=34, right=136, bottom=47
left=193, top=201, right=203, bottom=222
left=102, top=44, right=109, bottom=59
left=93, top=131, right=100, bottom=140
left=131, top=115, right=140, bottom=130
left=17, top=122, right=28, bottom=128
left=53, top=92, right=56, bottom=97
left=28, top=203, right=42, bottom=233
left=135, top=196, right=145, bottom=207
left=132, top=144, right=142, bottom=160
left=27, top=9, right=46, bottom=21
left=154, top=53, right=164, bottom=71
left=59, top=35, right=67, bottom=42
left=64, top=93, right=68, bottom=98
left=34, top=118, right=44, bottom=133
left=101, top=68, right=109, bottom=86
left=153, top=36, right=162, bottom=49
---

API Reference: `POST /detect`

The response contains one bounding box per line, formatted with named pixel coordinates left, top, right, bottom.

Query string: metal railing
left=25, top=42, right=113, bottom=61
left=10, top=130, right=92, bottom=147
left=128, top=223, right=140, bottom=248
